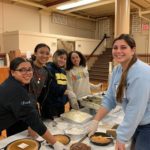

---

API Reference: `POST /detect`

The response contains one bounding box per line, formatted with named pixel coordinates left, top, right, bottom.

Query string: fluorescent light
left=57, top=0, right=99, bottom=10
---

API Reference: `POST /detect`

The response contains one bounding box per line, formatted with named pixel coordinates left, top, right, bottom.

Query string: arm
left=10, top=92, right=68, bottom=149
left=42, top=129, right=56, bottom=145
left=90, top=82, right=103, bottom=91
left=88, top=68, right=117, bottom=135
left=93, top=106, right=109, bottom=121
left=9, top=94, right=54, bottom=142
left=66, top=72, right=79, bottom=109
left=117, top=77, right=150, bottom=143
left=87, top=106, right=110, bottom=136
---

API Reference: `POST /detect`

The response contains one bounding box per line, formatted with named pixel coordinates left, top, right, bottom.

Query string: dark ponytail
left=113, top=34, right=137, bottom=102
left=116, top=55, right=137, bottom=102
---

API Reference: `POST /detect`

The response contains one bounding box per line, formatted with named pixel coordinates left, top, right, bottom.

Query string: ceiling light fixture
left=57, top=0, right=99, bottom=10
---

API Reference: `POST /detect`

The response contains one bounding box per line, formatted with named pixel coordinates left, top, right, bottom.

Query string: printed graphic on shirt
left=71, top=71, right=89, bottom=81
left=55, top=73, right=67, bottom=85
left=21, top=100, right=31, bottom=105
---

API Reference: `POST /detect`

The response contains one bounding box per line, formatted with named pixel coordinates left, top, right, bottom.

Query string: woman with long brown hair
left=87, top=34, right=150, bottom=150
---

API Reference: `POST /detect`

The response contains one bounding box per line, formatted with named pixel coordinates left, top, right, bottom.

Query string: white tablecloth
left=0, top=106, right=130, bottom=150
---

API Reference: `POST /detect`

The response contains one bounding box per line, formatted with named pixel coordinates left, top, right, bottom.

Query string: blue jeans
left=131, top=124, right=150, bottom=150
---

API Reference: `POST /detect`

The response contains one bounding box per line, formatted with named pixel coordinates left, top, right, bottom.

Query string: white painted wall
left=133, top=33, right=149, bottom=54
left=3, top=31, right=19, bottom=52
left=0, top=1, right=149, bottom=56
left=3, top=31, right=104, bottom=56
left=131, top=14, right=150, bottom=55
left=3, top=2, right=40, bottom=32
left=76, top=40, right=105, bottom=55
left=0, top=1, right=96, bottom=53
left=39, top=11, right=50, bottom=33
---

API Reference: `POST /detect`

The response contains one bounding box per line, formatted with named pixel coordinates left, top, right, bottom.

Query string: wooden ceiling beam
left=11, top=0, right=47, bottom=9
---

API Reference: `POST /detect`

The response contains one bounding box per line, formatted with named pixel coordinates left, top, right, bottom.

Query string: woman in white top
left=66, top=50, right=101, bottom=110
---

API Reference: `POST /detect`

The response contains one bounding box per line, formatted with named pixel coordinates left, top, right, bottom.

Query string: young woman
left=41, top=49, right=68, bottom=119
left=66, top=50, right=102, bottom=110
left=87, top=34, right=150, bottom=150
left=28, top=43, right=53, bottom=137
left=29, top=43, right=51, bottom=105
left=0, top=57, right=67, bottom=150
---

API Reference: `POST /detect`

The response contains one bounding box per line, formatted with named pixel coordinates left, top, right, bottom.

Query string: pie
left=70, top=143, right=91, bottom=150
left=6, top=138, right=39, bottom=150
left=54, top=135, right=70, bottom=145
left=90, top=135, right=111, bottom=144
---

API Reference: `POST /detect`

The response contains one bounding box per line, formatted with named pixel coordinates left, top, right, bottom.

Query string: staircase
left=89, top=48, right=113, bottom=82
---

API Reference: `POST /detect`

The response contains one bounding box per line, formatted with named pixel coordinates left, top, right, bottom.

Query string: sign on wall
left=52, top=13, right=67, bottom=25
left=142, top=23, right=149, bottom=30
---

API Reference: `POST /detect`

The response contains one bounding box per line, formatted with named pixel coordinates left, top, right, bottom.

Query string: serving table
left=0, top=106, right=130, bottom=150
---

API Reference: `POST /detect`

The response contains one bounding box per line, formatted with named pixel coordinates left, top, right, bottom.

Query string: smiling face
left=11, top=62, right=33, bottom=85
left=34, top=46, right=50, bottom=67
left=55, top=54, right=67, bottom=68
left=71, top=52, right=81, bottom=66
left=112, top=39, right=135, bottom=69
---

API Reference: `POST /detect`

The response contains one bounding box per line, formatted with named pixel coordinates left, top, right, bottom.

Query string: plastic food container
left=65, top=126, right=87, bottom=140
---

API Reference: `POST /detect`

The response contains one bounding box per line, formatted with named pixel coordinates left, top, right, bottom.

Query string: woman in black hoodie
left=0, top=57, right=67, bottom=150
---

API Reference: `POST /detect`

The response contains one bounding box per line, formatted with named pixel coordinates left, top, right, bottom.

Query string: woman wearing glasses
left=0, top=57, right=67, bottom=150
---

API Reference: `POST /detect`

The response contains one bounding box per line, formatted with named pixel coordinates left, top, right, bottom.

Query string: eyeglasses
left=15, top=68, right=33, bottom=74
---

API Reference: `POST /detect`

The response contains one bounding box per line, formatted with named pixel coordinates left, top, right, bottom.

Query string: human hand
left=86, top=120, right=99, bottom=137
left=72, top=102, right=79, bottom=110
left=53, top=141, right=68, bottom=150
left=91, top=82, right=103, bottom=91
left=98, top=82, right=103, bottom=87
left=115, top=140, right=126, bottom=150
left=27, top=127, right=38, bottom=139
left=64, top=90, right=69, bottom=95
left=97, top=83, right=103, bottom=90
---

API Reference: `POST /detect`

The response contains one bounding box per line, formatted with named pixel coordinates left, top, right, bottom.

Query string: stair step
left=90, top=72, right=108, bottom=77
left=95, top=60, right=109, bottom=65
left=89, top=67, right=108, bottom=71
left=95, top=60, right=110, bottom=63
left=99, top=55, right=112, bottom=58
left=103, top=50, right=112, bottom=53
left=96, top=57, right=112, bottom=62
left=102, top=52, right=112, bottom=55
left=88, top=47, right=112, bottom=82
left=92, top=62, right=108, bottom=65
left=90, top=76, right=108, bottom=81
left=89, top=70, right=108, bottom=74
left=90, top=64, right=108, bottom=70
left=104, top=48, right=112, bottom=51
left=92, top=63, right=109, bottom=67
